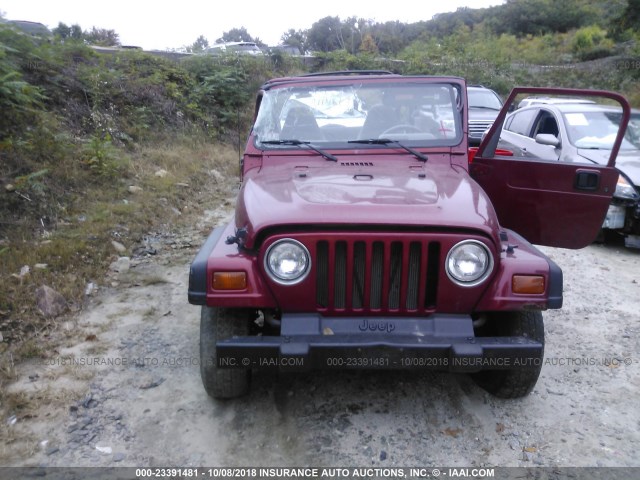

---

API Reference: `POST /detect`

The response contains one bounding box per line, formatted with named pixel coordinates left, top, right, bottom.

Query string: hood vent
left=340, top=162, right=374, bottom=167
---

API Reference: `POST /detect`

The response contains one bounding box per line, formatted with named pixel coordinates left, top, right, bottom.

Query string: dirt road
left=2, top=206, right=639, bottom=468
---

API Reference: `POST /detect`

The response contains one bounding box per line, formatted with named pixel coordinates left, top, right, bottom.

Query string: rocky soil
left=1, top=193, right=639, bottom=468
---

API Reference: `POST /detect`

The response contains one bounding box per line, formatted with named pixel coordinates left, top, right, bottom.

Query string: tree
left=252, top=37, right=267, bottom=48
left=189, top=35, right=209, bottom=53
left=490, top=0, right=596, bottom=36
left=306, top=16, right=347, bottom=52
left=281, top=29, right=307, bottom=54
left=70, top=24, right=83, bottom=40
left=371, top=21, right=418, bottom=55
left=359, top=33, right=379, bottom=55
left=610, top=0, right=640, bottom=39
left=52, top=22, right=71, bottom=39
left=53, top=22, right=85, bottom=41
left=341, top=17, right=357, bottom=54
left=217, top=27, right=254, bottom=43
left=84, top=26, right=120, bottom=46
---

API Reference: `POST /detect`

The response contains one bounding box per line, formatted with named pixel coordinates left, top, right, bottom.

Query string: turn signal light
left=512, top=275, right=545, bottom=294
left=212, top=272, right=247, bottom=290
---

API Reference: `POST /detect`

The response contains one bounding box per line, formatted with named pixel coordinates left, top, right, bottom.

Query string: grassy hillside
left=0, top=26, right=272, bottom=358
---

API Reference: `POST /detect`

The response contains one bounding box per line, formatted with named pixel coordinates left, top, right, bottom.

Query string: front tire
left=472, top=311, right=544, bottom=399
left=200, top=306, right=251, bottom=399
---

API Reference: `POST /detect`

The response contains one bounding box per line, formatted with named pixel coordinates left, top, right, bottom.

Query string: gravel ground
left=1, top=211, right=639, bottom=469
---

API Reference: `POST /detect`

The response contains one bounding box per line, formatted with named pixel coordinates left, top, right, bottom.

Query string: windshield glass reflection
left=253, top=81, right=462, bottom=147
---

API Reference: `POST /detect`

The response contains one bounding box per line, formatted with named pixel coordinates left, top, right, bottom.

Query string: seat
left=537, top=116, right=559, bottom=137
left=280, top=105, right=324, bottom=141
left=359, top=105, right=399, bottom=139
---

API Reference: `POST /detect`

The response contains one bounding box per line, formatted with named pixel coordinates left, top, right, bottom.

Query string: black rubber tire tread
left=200, top=306, right=251, bottom=399
left=472, top=311, right=544, bottom=399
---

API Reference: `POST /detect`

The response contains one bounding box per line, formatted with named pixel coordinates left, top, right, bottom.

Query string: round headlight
left=445, top=240, right=494, bottom=287
left=265, top=239, right=311, bottom=285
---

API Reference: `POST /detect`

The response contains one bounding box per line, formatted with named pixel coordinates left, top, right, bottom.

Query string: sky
left=0, top=0, right=505, bottom=50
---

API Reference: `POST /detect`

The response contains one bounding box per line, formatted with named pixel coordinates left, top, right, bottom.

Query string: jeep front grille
left=316, top=239, right=440, bottom=313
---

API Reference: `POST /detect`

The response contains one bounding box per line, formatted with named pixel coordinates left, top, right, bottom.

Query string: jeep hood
left=235, top=162, right=500, bottom=249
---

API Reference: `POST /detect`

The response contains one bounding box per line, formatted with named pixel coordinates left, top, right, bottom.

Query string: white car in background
left=516, top=96, right=596, bottom=109
left=205, top=42, right=264, bottom=56
left=499, top=102, right=640, bottom=248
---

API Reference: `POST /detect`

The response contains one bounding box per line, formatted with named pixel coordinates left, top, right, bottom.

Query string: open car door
left=470, top=87, right=631, bottom=249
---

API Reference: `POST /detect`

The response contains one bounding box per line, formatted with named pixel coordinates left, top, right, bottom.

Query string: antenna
left=235, top=56, right=243, bottom=177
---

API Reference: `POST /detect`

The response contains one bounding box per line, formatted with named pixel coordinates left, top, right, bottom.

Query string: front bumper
left=602, top=202, right=640, bottom=248
left=603, top=204, right=626, bottom=230
left=216, top=313, right=542, bottom=373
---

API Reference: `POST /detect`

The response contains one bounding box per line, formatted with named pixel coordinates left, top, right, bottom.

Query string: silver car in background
left=499, top=103, right=640, bottom=248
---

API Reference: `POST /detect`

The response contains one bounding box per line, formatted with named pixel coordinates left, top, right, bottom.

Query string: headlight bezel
left=614, top=173, right=639, bottom=200
left=264, top=238, right=311, bottom=285
left=445, top=239, right=494, bottom=287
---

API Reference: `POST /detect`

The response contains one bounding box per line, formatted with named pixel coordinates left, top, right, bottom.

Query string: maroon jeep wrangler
left=188, top=71, right=630, bottom=399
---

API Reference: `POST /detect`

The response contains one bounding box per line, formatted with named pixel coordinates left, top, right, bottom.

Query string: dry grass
left=143, top=306, right=159, bottom=320
left=0, top=423, right=39, bottom=462
left=0, top=136, right=238, bottom=400
left=68, top=366, right=96, bottom=382
left=96, top=319, right=116, bottom=334
left=84, top=344, right=108, bottom=356
left=3, top=390, right=43, bottom=416
left=0, top=385, right=88, bottom=463
left=138, top=275, right=171, bottom=286
left=0, top=351, right=18, bottom=383
left=118, top=270, right=173, bottom=287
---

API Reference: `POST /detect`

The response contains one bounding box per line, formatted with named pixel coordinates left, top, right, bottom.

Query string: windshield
left=564, top=111, right=640, bottom=150
left=253, top=81, right=462, bottom=148
left=468, top=89, right=502, bottom=110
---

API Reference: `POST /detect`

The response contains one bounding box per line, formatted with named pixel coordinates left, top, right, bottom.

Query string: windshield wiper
left=349, top=138, right=428, bottom=162
left=260, top=139, right=338, bottom=162
left=470, top=105, right=501, bottom=110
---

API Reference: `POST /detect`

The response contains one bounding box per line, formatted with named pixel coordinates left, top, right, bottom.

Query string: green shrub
left=0, top=28, right=46, bottom=137
left=82, top=133, right=128, bottom=178
left=572, top=25, right=615, bottom=61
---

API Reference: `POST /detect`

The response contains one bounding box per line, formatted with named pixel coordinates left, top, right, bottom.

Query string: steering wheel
left=380, top=124, right=423, bottom=136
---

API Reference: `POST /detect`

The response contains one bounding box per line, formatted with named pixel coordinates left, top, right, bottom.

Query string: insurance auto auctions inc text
left=231, top=467, right=495, bottom=478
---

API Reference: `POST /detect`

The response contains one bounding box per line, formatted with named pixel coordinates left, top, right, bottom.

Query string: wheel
left=380, top=124, right=423, bottom=136
left=200, top=306, right=251, bottom=399
left=471, top=311, right=544, bottom=399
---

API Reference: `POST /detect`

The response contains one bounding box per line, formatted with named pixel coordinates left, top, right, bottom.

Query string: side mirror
left=535, top=133, right=560, bottom=148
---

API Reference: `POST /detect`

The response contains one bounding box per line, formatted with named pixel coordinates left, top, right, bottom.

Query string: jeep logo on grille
left=358, top=319, right=396, bottom=333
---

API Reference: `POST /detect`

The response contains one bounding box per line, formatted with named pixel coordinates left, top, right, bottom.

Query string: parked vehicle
left=517, top=96, right=595, bottom=109
left=188, top=74, right=630, bottom=400
left=205, top=41, right=263, bottom=56
left=6, top=20, right=51, bottom=38
left=498, top=102, right=640, bottom=248
left=467, top=85, right=503, bottom=146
